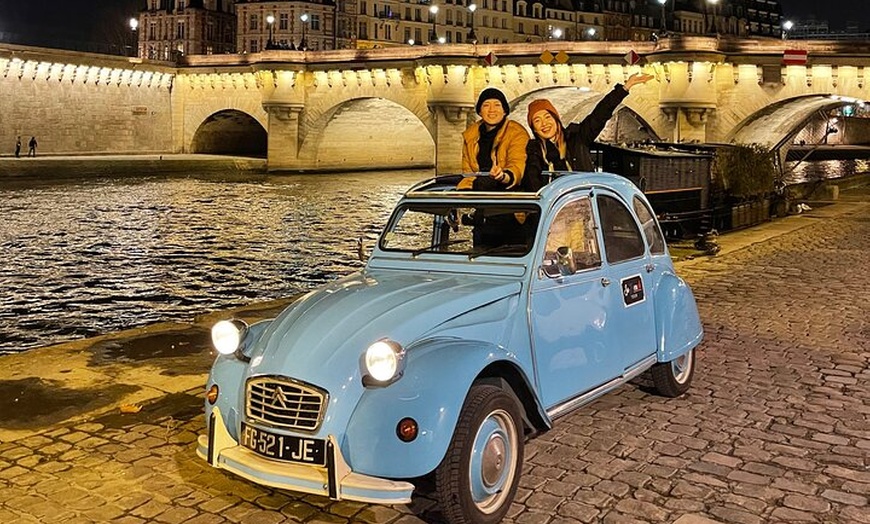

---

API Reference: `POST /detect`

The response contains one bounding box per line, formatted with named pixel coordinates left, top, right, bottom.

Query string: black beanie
left=475, top=88, right=510, bottom=116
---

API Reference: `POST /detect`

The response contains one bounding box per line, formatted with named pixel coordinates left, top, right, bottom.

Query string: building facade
left=235, top=0, right=356, bottom=52
left=138, top=0, right=236, bottom=60
left=135, top=0, right=786, bottom=57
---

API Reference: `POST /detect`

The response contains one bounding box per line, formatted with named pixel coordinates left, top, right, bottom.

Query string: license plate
left=240, top=422, right=326, bottom=466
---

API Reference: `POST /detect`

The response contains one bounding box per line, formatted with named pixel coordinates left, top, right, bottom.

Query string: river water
left=1, top=161, right=859, bottom=355
left=0, top=170, right=429, bottom=354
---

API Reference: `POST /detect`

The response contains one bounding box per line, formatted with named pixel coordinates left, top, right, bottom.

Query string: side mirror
left=357, top=237, right=368, bottom=262
left=542, top=246, right=576, bottom=278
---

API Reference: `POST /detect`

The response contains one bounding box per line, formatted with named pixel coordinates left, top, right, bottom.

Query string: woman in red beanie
left=523, top=72, right=653, bottom=191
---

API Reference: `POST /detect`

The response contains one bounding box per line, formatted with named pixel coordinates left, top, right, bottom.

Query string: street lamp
left=586, top=27, right=597, bottom=40
left=657, top=0, right=667, bottom=32
left=300, top=13, right=309, bottom=50
left=128, top=17, right=139, bottom=57
left=266, top=14, right=275, bottom=49
left=707, top=0, right=719, bottom=35
left=408, top=38, right=415, bottom=45
left=782, top=20, right=794, bottom=40
left=551, top=27, right=563, bottom=40
left=467, top=3, right=477, bottom=44
left=429, top=5, right=439, bottom=44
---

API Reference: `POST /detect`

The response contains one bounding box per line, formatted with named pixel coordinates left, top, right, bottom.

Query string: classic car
left=197, top=172, right=703, bottom=524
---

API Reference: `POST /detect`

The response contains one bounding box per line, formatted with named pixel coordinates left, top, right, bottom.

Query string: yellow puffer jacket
left=460, top=119, right=529, bottom=189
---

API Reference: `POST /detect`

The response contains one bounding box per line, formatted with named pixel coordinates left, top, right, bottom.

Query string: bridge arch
left=726, top=95, right=865, bottom=150
left=298, top=96, right=435, bottom=171
left=507, top=86, right=662, bottom=143
left=191, top=109, right=268, bottom=157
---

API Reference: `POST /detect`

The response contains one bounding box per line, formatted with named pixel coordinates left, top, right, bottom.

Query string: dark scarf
left=476, top=119, right=505, bottom=172
left=542, top=138, right=570, bottom=171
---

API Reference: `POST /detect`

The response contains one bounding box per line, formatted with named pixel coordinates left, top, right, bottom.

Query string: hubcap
left=672, top=350, right=693, bottom=384
left=469, top=409, right=518, bottom=514
left=481, top=434, right=506, bottom=487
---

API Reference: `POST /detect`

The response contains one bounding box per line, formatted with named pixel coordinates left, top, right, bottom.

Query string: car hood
left=246, top=269, right=521, bottom=392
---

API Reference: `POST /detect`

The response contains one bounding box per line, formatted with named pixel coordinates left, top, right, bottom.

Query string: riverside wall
left=0, top=45, right=175, bottom=157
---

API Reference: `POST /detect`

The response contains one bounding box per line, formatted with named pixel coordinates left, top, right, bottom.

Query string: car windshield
left=381, top=203, right=541, bottom=258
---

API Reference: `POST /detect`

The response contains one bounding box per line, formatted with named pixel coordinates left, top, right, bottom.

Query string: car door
left=593, top=192, right=658, bottom=370
left=530, top=195, right=621, bottom=409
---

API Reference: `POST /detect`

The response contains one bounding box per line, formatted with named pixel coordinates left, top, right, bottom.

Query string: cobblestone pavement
left=0, top=199, right=867, bottom=523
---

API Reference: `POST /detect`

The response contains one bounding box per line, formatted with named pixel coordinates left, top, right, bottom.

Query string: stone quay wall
left=0, top=45, right=175, bottom=157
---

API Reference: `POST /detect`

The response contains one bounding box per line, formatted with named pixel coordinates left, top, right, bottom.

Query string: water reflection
left=0, top=170, right=429, bottom=354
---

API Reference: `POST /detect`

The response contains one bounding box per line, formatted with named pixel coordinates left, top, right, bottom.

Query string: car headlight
left=211, top=319, right=248, bottom=356
left=364, top=339, right=405, bottom=383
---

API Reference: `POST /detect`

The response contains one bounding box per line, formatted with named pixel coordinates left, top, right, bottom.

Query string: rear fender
left=654, top=272, right=704, bottom=362
left=342, top=338, right=536, bottom=479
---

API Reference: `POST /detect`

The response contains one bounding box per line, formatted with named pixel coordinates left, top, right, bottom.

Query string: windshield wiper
left=469, top=244, right=529, bottom=259
left=411, top=239, right=469, bottom=256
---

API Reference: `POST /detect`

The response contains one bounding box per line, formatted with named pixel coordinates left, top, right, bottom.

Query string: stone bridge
left=3, top=38, right=870, bottom=172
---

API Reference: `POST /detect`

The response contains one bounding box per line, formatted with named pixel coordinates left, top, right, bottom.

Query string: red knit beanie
left=527, top=99, right=561, bottom=129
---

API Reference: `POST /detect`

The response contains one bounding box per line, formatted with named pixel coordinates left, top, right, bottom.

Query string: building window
left=176, top=21, right=185, bottom=39
left=415, top=27, right=422, bottom=41
left=250, top=14, right=259, bottom=30
left=250, top=39, right=259, bottom=52
left=280, top=13, right=289, bottom=30
left=519, top=22, right=524, bottom=33
left=311, top=14, right=321, bottom=30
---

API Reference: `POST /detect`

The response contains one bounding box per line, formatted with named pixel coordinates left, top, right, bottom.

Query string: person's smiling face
left=531, top=110, right=558, bottom=140
left=480, top=99, right=506, bottom=127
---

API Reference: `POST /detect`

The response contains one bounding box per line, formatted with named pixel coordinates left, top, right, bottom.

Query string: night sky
left=0, top=0, right=866, bottom=53
left=780, top=0, right=870, bottom=30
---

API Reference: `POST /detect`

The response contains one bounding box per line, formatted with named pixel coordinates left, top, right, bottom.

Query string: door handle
left=645, top=263, right=655, bottom=273
left=601, top=278, right=611, bottom=287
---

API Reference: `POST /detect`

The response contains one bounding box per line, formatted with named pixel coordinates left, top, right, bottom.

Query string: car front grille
left=246, top=377, right=327, bottom=432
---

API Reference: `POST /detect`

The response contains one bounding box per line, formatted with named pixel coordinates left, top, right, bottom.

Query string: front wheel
left=435, top=384, right=524, bottom=524
left=651, top=347, right=695, bottom=397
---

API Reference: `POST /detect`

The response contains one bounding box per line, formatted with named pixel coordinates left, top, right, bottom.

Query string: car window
left=381, top=204, right=540, bottom=257
left=597, top=195, right=645, bottom=264
left=632, top=196, right=665, bottom=255
left=542, top=197, right=601, bottom=276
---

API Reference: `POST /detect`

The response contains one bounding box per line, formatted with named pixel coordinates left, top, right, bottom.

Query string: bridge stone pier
left=3, top=38, right=870, bottom=172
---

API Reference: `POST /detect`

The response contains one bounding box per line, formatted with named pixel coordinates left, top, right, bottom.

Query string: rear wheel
left=651, top=348, right=695, bottom=397
left=435, top=384, right=524, bottom=524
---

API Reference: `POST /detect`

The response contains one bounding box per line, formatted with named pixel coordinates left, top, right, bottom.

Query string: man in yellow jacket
left=460, top=88, right=529, bottom=190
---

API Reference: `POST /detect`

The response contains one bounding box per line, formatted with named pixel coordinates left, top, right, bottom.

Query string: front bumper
left=196, top=406, right=414, bottom=505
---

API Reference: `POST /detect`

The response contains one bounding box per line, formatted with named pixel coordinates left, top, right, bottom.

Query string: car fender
left=205, top=354, right=248, bottom=440
left=342, top=338, right=534, bottom=479
left=205, top=319, right=273, bottom=439
left=654, top=271, right=704, bottom=362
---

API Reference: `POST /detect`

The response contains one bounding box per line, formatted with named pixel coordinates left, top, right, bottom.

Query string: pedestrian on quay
left=459, top=87, right=529, bottom=191
left=522, top=72, right=655, bottom=191
left=14, top=136, right=21, bottom=158
left=27, top=136, right=37, bottom=157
